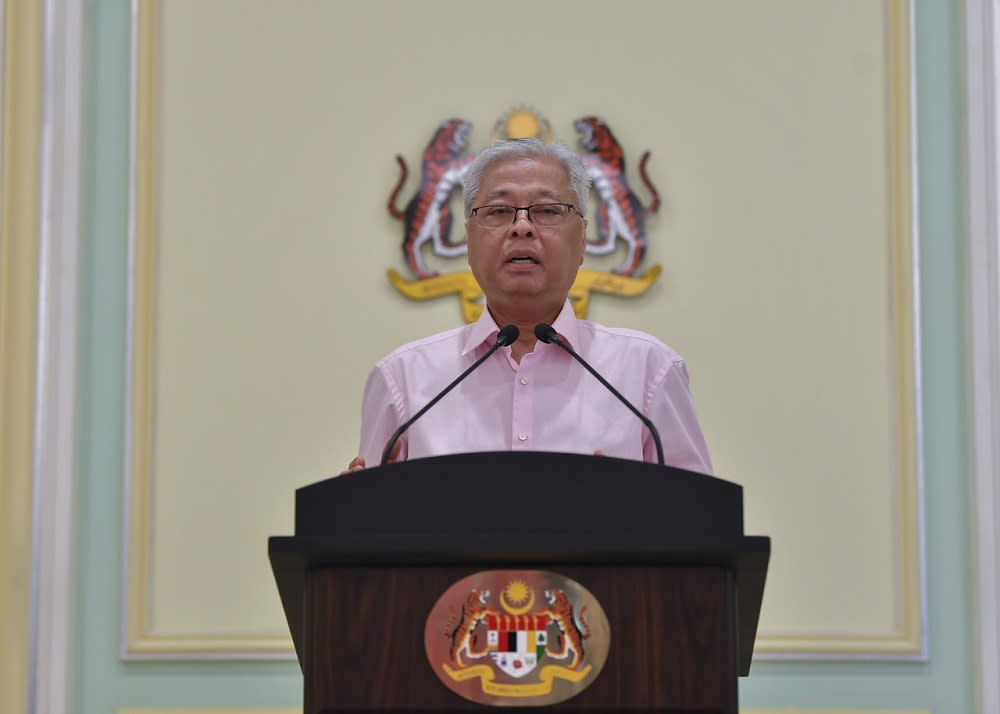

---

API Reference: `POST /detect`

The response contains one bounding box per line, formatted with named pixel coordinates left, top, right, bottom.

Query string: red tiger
left=443, top=588, right=493, bottom=667
left=388, top=119, right=473, bottom=279
left=574, top=116, right=661, bottom=276
left=541, top=589, right=590, bottom=670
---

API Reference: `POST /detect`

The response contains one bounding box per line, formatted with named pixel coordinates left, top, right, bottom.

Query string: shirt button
left=518, top=433, right=528, bottom=441
left=519, top=377, right=528, bottom=385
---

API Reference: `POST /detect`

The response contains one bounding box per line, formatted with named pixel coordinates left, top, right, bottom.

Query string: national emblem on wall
left=387, top=107, right=663, bottom=321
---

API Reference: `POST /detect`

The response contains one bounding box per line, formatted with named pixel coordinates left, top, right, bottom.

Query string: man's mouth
left=507, top=256, right=539, bottom=264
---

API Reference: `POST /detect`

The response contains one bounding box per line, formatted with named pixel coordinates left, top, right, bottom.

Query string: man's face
left=466, top=156, right=586, bottom=316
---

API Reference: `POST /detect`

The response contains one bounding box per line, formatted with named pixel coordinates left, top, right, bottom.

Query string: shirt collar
left=549, top=300, right=581, bottom=349
left=461, top=299, right=580, bottom=356
left=462, top=307, right=502, bottom=356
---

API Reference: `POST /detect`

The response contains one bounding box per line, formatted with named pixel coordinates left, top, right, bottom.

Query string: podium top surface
left=291, top=451, right=745, bottom=547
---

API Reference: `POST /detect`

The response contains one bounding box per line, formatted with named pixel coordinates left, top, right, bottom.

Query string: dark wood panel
left=303, top=565, right=736, bottom=713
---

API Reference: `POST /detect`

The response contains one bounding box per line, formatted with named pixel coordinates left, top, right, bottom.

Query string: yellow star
left=505, top=579, right=530, bottom=605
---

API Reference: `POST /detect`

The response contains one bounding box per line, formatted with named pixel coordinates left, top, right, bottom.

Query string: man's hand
left=341, top=456, right=366, bottom=474
left=340, top=440, right=402, bottom=475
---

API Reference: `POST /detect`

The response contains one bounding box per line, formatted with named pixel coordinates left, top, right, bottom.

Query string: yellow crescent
left=500, top=588, right=536, bottom=615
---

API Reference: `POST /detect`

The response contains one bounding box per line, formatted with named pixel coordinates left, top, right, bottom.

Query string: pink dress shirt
left=359, top=301, right=713, bottom=474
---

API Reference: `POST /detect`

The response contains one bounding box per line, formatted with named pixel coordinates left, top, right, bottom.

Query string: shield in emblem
left=486, top=614, right=549, bottom=678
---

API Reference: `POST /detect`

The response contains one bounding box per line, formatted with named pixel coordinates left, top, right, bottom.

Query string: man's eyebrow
left=480, top=188, right=564, bottom=204
left=481, top=190, right=511, bottom=203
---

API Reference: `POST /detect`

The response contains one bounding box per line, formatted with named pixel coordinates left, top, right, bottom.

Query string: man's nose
left=509, top=208, right=534, bottom=237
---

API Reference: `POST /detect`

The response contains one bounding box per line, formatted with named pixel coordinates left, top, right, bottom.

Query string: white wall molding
left=964, top=1, right=1000, bottom=713
left=28, top=0, right=85, bottom=713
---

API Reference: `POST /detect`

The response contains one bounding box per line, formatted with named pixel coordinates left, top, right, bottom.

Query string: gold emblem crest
left=425, top=570, right=611, bottom=706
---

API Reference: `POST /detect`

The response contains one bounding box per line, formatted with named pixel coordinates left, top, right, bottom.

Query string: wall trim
left=964, top=0, right=1000, bottom=712
left=755, top=0, right=927, bottom=660
left=121, top=0, right=157, bottom=660
left=120, top=0, right=295, bottom=660
left=28, top=0, right=85, bottom=713
left=121, top=0, right=924, bottom=660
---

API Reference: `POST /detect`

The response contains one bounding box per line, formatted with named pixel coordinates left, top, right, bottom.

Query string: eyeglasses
left=470, top=203, right=583, bottom=228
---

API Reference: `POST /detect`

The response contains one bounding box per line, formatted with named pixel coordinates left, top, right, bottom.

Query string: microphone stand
left=534, top=323, right=665, bottom=466
left=380, top=325, right=519, bottom=465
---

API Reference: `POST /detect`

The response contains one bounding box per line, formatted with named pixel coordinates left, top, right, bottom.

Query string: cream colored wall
left=127, top=0, right=920, bottom=656
left=0, top=0, right=42, bottom=707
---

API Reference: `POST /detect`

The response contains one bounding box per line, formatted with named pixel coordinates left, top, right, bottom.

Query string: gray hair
left=462, top=138, right=591, bottom=218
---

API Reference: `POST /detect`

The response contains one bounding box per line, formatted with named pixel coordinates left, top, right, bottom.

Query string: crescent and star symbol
left=500, top=579, right=536, bottom=615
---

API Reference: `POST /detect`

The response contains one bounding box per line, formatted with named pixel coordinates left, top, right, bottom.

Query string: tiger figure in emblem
left=387, top=118, right=473, bottom=279
left=443, top=588, right=494, bottom=667
left=541, top=588, right=591, bottom=670
left=574, top=116, right=661, bottom=276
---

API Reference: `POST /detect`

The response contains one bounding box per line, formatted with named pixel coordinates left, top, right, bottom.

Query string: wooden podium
left=269, top=452, right=769, bottom=713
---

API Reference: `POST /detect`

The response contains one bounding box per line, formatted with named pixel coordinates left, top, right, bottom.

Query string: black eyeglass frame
left=469, top=202, right=585, bottom=227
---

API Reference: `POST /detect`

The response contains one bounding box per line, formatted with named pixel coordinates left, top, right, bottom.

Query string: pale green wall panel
left=71, top=0, right=974, bottom=712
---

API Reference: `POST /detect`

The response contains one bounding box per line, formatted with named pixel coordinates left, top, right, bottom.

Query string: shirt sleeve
left=645, top=359, right=713, bottom=474
left=358, top=363, right=408, bottom=467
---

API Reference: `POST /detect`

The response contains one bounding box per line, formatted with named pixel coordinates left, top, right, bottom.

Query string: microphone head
left=496, top=324, right=520, bottom=346
left=534, top=323, right=558, bottom=344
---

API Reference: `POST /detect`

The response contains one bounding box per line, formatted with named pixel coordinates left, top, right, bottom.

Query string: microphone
left=380, top=324, right=520, bottom=465
left=534, top=323, right=665, bottom=466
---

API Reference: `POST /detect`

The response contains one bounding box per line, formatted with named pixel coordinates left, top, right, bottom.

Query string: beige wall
left=0, top=0, right=42, bottom=707
left=126, top=0, right=921, bottom=657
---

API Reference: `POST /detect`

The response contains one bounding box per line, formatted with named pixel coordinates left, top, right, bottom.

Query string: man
left=346, top=138, right=711, bottom=474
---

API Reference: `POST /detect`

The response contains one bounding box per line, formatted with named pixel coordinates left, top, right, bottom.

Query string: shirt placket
left=511, top=351, right=534, bottom=450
